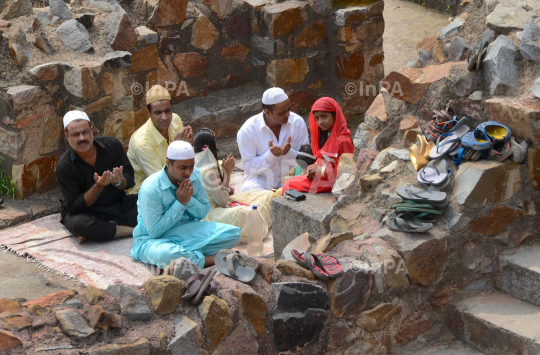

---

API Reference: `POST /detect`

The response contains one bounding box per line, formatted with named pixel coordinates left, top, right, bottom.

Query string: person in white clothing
left=237, top=88, right=309, bottom=192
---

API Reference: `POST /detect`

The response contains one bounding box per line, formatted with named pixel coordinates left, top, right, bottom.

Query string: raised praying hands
left=175, top=126, right=193, bottom=145
left=94, top=171, right=112, bottom=187
left=109, top=166, right=124, bottom=186
left=222, top=154, right=236, bottom=175
left=268, top=136, right=292, bottom=157
left=176, top=179, right=194, bottom=206
left=307, top=163, right=319, bottom=180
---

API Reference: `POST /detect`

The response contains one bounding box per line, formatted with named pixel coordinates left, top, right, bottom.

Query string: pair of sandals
left=396, top=185, right=448, bottom=207
left=381, top=211, right=433, bottom=233
left=417, top=158, right=453, bottom=188
left=460, top=121, right=511, bottom=151
left=291, top=249, right=344, bottom=280
left=467, top=40, right=489, bottom=72
left=392, top=200, right=442, bottom=223
left=420, top=107, right=459, bottom=143
left=181, top=269, right=218, bottom=304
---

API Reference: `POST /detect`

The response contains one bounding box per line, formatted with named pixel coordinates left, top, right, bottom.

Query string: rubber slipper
left=417, top=159, right=449, bottom=185
left=392, top=200, right=436, bottom=209
left=304, top=253, right=329, bottom=280
left=429, top=125, right=470, bottom=159
left=476, top=121, right=511, bottom=141
left=215, top=249, right=258, bottom=283
left=476, top=41, right=489, bottom=72
left=396, top=186, right=447, bottom=204
left=470, top=150, right=482, bottom=161
left=382, top=212, right=433, bottom=233
left=395, top=207, right=442, bottom=215
left=181, top=272, right=216, bottom=301
left=410, top=135, right=434, bottom=171
left=488, top=140, right=512, bottom=161
left=292, top=249, right=345, bottom=278
left=509, top=137, right=531, bottom=164
left=190, top=269, right=218, bottom=304
left=461, top=130, right=491, bottom=150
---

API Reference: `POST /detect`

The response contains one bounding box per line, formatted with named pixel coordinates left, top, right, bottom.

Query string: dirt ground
left=0, top=0, right=452, bottom=302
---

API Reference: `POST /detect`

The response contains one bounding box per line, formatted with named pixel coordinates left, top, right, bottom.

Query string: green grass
left=0, top=156, right=15, bottom=199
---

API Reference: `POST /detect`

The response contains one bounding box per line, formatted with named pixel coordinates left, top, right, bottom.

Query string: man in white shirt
left=237, top=88, right=309, bottom=192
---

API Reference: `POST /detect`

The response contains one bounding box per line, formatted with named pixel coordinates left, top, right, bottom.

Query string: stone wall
left=0, top=0, right=385, bottom=198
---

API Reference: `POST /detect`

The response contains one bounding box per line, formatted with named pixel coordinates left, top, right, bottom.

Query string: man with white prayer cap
left=127, top=85, right=193, bottom=194
left=56, top=110, right=138, bottom=244
left=237, top=87, right=309, bottom=192
left=130, top=140, right=241, bottom=271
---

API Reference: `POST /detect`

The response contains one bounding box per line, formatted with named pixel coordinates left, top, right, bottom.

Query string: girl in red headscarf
left=282, top=97, right=354, bottom=195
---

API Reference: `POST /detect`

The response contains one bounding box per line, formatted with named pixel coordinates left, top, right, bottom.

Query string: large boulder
left=49, top=0, right=72, bottom=20
left=56, top=19, right=93, bottom=53
left=520, top=22, right=540, bottom=61
left=484, top=98, right=540, bottom=142
left=167, top=315, right=205, bottom=355
left=261, top=1, right=308, bottom=37
left=104, top=8, right=137, bottom=51
left=486, top=0, right=540, bottom=32
left=483, top=35, right=518, bottom=95
left=0, top=0, right=32, bottom=20
left=148, top=0, right=188, bottom=26
left=8, top=25, right=31, bottom=66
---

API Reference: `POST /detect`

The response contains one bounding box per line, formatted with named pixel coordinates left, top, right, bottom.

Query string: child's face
left=313, top=111, right=335, bottom=131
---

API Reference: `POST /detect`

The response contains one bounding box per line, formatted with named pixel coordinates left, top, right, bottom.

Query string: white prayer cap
left=167, top=141, right=195, bottom=160
left=262, top=87, right=288, bottom=105
left=63, top=110, right=90, bottom=129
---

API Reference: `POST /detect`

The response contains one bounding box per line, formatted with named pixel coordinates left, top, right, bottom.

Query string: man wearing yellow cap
left=127, top=85, right=193, bottom=194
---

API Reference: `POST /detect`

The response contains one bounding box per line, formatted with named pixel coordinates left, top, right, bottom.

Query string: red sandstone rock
left=528, top=147, right=540, bottom=191
left=400, top=115, right=418, bottom=130
left=29, top=63, right=62, bottom=81
left=364, top=94, right=387, bottom=123
left=105, top=12, right=137, bottom=51
left=212, top=325, right=258, bottom=355
left=101, top=73, right=114, bottom=95
left=267, top=58, right=308, bottom=86
left=356, top=148, right=378, bottom=174
left=0, top=330, right=22, bottom=352
left=23, top=290, right=77, bottom=308
left=294, top=20, right=326, bottom=49
left=63, top=67, right=99, bottom=99
left=220, top=44, right=250, bottom=61
left=470, top=206, right=521, bottom=236
left=148, top=0, right=188, bottom=26
left=288, top=90, right=319, bottom=113
left=34, top=32, right=55, bottom=54
left=227, top=10, right=250, bottom=39
left=484, top=98, right=540, bottom=142
left=173, top=52, right=207, bottom=78
left=416, top=35, right=437, bottom=52
left=236, top=291, right=266, bottom=339
left=0, top=209, right=29, bottom=228
left=0, top=300, right=21, bottom=314
left=4, top=85, right=46, bottom=111
left=261, top=2, right=308, bottom=37
left=224, top=74, right=245, bottom=89
left=336, top=20, right=385, bottom=53
left=203, top=0, right=233, bottom=18
left=131, top=45, right=158, bottom=73
left=87, top=305, right=122, bottom=330
left=191, top=15, right=219, bottom=50
left=395, top=320, right=431, bottom=345
left=0, top=313, right=32, bottom=331
left=336, top=52, right=365, bottom=79
left=382, top=62, right=455, bottom=104
left=356, top=303, right=402, bottom=331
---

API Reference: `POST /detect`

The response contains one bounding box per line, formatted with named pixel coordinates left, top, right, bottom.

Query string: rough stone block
left=356, top=303, right=402, bottom=331
left=212, top=325, right=258, bottom=355
left=104, top=8, right=137, bottom=51
left=198, top=294, right=232, bottom=350
left=266, top=58, right=308, bottom=87
left=55, top=309, right=95, bottom=338
left=173, top=52, right=207, bottom=78
left=191, top=15, right=219, bottom=50
left=353, top=123, right=378, bottom=150
left=56, top=19, right=93, bottom=53
left=8, top=25, right=31, bottom=66
left=0, top=0, right=32, bottom=20
left=261, top=1, right=308, bottom=37
left=333, top=2, right=383, bottom=27
left=275, top=259, right=316, bottom=280
left=0, top=127, right=26, bottom=160
left=483, top=35, right=518, bottom=96
left=148, top=0, right=188, bottom=26
left=23, top=290, right=77, bottom=307
left=11, top=156, right=59, bottom=199
left=50, top=0, right=72, bottom=20
left=203, top=0, right=233, bottom=18
left=281, top=232, right=310, bottom=261
left=396, top=319, right=431, bottom=345
left=453, top=161, right=521, bottom=207
left=438, top=18, right=463, bottom=39
left=0, top=330, right=22, bottom=352
left=484, top=98, right=540, bottom=142
left=105, top=284, right=151, bottom=321
left=143, top=275, right=182, bottom=315
left=327, top=258, right=371, bottom=319
left=486, top=0, right=539, bottom=32
left=272, top=193, right=334, bottom=259
left=88, top=338, right=151, bottom=355
left=500, top=246, right=540, bottom=306
left=168, top=315, right=205, bottom=355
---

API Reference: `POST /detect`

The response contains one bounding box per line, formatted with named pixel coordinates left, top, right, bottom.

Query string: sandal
left=467, top=41, right=488, bottom=72
left=304, top=253, right=330, bottom=280
left=509, top=137, right=531, bottom=164
left=461, top=130, right=492, bottom=151
left=181, top=270, right=217, bottom=304
left=429, top=125, right=470, bottom=159
left=409, top=135, right=435, bottom=171
left=392, top=200, right=442, bottom=221
left=396, top=185, right=448, bottom=206
left=291, top=249, right=344, bottom=278
left=215, top=249, right=258, bottom=283
left=488, top=139, right=512, bottom=161
left=417, top=159, right=453, bottom=186
left=476, top=121, right=511, bottom=142
left=381, top=211, right=433, bottom=233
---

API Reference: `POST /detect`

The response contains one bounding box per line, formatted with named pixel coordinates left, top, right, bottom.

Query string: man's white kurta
left=237, top=111, right=309, bottom=192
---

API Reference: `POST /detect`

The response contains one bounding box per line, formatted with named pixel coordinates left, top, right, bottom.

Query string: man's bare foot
left=77, top=236, right=88, bottom=244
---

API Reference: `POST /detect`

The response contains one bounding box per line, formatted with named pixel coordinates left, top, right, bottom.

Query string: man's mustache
left=78, top=140, right=89, bottom=145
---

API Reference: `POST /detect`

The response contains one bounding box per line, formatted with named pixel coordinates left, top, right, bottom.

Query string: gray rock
left=0, top=127, right=26, bottom=160
left=76, top=13, right=95, bottom=29
left=407, top=58, right=421, bottom=68
left=272, top=282, right=328, bottom=352
left=353, top=123, right=378, bottom=150
left=332, top=172, right=355, bottom=198
left=168, top=257, right=201, bottom=282
left=105, top=284, right=151, bottom=321
left=272, top=193, right=334, bottom=259
left=482, top=29, right=495, bottom=43
left=89, top=0, right=119, bottom=11
left=483, top=264, right=494, bottom=274
left=55, top=310, right=95, bottom=338
left=35, top=11, right=52, bottom=27
left=56, top=20, right=93, bottom=53
left=63, top=299, right=83, bottom=308
left=450, top=36, right=467, bottom=59
left=104, top=7, right=137, bottom=51
left=468, top=91, right=483, bottom=101
left=516, top=31, right=524, bottom=41
left=438, top=18, right=464, bottom=40
left=8, top=26, right=31, bottom=66
left=251, top=57, right=265, bottom=67
left=520, top=22, right=540, bottom=61
left=486, top=0, right=539, bottom=32
left=483, top=35, right=517, bottom=96
left=532, top=85, right=540, bottom=99
left=251, top=36, right=274, bottom=55
left=466, top=279, right=493, bottom=291
left=371, top=148, right=394, bottom=172
left=418, top=48, right=432, bottom=61
left=101, top=51, right=132, bottom=68
left=167, top=315, right=205, bottom=355
left=50, top=0, right=72, bottom=19
left=443, top=204, right=469, bottom=232
left=191, top=106, right=213, bottom=124
left=135, top=26, right=158, bottom=44
left=281, top=233, right=310, bottom=261
left=500, top=246, right=540, bottom=306
left=449, top=62, right=482, bottom=97
left=376, top=122, right=399, bottom=151
left=388, top=149, right=409, bottom=161
left=0, top=0, right=32, bottom=20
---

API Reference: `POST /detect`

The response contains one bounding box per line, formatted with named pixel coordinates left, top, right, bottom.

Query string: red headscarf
left=309, top=97, right=351, bottom=159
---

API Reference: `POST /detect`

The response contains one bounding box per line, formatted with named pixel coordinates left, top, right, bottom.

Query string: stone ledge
left=500, top=246, right=540, bottom=307
left=272, top=193, right=334, bottom=259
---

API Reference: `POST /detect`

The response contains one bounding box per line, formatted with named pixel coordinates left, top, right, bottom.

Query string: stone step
left=452, top=293, right=540, bottom=355
left=411, top=340, right=484, bottom=355
left=172, top=85, right=266, bottom=139
left=499, top=245, right=540, bottom=307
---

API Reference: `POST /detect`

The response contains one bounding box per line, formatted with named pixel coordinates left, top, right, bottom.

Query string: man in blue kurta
left=131, top=140, right=241, bottom=270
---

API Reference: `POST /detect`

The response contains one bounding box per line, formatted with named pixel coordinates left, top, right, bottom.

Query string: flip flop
left=215, top=249, right=258, bottom=283
left=429, top=125, right=470, bottom=159
left=417, top=159, right=449, bottom=185
left=488, top=140, right=512, bottom=161
left=410, top=135, right=434, bottom=171
left=291, top=249, right=344, bottom=278
left=304, top=253, right=330, bottom=280
left=396, top=186, right=447, bottom=205
left=381, top=212, right=433, bottom=233
left=181, top=272, right=216, bottom=302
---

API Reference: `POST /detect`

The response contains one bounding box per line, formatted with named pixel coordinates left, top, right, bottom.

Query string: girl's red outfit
left=282, top=97, right=354, bottom=195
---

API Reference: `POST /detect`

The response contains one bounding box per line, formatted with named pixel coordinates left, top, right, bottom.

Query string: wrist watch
left=112, top=180, right=122, bottom=187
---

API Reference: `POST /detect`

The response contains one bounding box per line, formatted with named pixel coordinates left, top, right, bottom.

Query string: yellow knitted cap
left=146, top=85, right=171, bottom=106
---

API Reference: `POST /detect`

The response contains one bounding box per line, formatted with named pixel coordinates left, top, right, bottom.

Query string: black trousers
left=62, top=195, right=138, bottom=242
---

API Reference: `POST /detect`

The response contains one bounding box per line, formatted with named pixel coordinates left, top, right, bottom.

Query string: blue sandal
left=475, top=121, right=511, bottom=141
left=461, top=130, right=492, bottom=151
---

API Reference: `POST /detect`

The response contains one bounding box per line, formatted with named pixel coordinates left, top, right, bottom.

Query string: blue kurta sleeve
left=140, top=185, right=187, bottom=239
left=184, top=169, right=211, bottom=220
